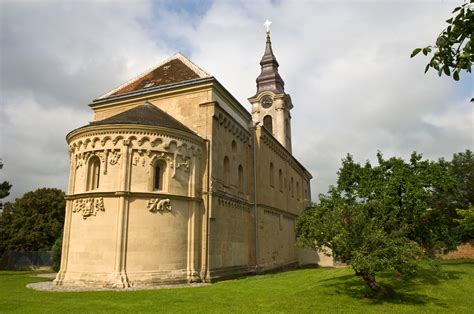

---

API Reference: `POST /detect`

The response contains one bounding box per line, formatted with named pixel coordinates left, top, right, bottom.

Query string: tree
left=0, top=188, right=65, bottom=255
left=0, top=181, right=12, bottom=199
left=456, top=206, right=474, bottom=239
left=411, top=1, right=473, bottom=80
left=449, top=150, right=474, bottom=240
left=296, top=152, right=458, bottom=292
left=450, top=149, right=474, bottom=208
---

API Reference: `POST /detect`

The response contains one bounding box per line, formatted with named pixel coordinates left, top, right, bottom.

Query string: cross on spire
left=264, top=19, right=272, bottom=35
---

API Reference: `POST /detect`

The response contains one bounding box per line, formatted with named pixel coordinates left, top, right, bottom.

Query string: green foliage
left=50, top=234, right=63, bottom=272
left=0, top=188, right=65, bottom=255
left=0, top=181, right=12, bottom=199
left=456, top=206, right=474, bottom=238
left=450, top=149, right=474, bottom=208
left=297, top=152, right=459, bottom=291
left=411, top=1, right=473, bottom=80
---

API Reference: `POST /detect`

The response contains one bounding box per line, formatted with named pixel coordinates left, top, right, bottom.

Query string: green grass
left=1, top=260, right=473, bottom=313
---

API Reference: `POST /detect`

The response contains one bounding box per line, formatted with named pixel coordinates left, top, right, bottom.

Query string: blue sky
left=0, top=0, right=472, bottom=201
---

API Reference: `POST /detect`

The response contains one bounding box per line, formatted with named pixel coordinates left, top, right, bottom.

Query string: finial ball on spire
left=264, top=19, right=272, bottom=35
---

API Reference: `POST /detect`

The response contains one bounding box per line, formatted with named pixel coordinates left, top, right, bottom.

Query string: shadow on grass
left=319, top=262, right=466, bottom=307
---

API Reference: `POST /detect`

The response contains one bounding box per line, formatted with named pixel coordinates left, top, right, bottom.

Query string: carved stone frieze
left=147, top=198, right=172, bottom=213
left=72, top=197, right=105, bottom=219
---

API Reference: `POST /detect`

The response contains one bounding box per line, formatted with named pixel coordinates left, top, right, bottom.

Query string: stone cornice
left=209, top=101, right=252, bottom=145
left=66, top=124, right=204, bottom=146
left=259, top=126, right=312, bottom=180
left=66, top=191, right=202, bottom=202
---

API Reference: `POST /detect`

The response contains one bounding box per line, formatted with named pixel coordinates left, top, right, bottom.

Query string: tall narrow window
left=291, top=177, right=294, bottom=197
left=263, top=115, right=273, bottom=134
left=269, top=163, right=274, bottom=187
left=278, top=169, right=283, bottom=191
left=87, top=156, right=101, bottom=191
left=238, top=165, right=244, bottom=192
left=153, top=160, right=166, bottom=191
left=223, top=156, right=230, bottom=186
left=154, top=165, right=161, bottom=190
left=297, top=181, right=300, bottom=200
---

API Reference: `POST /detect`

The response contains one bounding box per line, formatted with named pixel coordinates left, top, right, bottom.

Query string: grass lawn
left=0, top=260, right=473, bottom=313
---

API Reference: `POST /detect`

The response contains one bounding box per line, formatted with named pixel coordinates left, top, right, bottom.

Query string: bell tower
left=249, top=20, right=293, bottom=153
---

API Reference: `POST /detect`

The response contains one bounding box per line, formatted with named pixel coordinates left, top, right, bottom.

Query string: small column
left=108, top=139, right=131, bottom=288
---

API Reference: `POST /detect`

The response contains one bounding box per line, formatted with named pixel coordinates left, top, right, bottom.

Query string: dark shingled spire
left=256, top=33, right=285, bottom=94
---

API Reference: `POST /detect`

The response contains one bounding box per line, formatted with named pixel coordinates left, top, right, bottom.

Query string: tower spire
left=256, top=20, right=285, bottom=94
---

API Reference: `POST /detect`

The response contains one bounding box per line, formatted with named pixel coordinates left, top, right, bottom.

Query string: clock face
left=261, top=96, right=273, bottom=109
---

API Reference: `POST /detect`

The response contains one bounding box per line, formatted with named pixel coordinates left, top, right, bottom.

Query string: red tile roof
left=98, top=53, right=210, bottom=100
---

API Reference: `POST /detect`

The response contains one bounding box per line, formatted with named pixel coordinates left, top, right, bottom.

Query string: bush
left=51, top=234, right=63, bottom=272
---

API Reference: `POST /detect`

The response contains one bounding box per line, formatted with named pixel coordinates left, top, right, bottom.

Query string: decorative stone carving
left=109, top=151, right=121, bottom=165
left=147, top=198, right=172, bottom=213
left=72, top=197, right=105, bottom=219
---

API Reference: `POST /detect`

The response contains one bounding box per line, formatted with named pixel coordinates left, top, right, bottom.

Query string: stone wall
left=438, top=240, right=474, bottom=259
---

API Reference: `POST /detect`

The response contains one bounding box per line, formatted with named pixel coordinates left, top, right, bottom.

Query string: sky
left=0, top=0, right=472, bottom=202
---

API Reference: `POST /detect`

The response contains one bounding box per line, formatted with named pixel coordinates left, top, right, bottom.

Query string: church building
left=54, top=25, right=323, bottom=288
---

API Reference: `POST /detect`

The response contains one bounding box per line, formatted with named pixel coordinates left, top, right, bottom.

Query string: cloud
left=0, top=0, right=472, bottom=201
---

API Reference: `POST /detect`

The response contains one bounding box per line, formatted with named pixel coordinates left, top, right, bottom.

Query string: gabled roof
left=89, top=103, right=196, bottom=134
left=97, top=53, right=211, bottom=100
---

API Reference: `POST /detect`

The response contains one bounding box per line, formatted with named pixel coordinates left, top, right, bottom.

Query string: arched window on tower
left=263, top=115, right=273, bottom=134
left=223, top=156, right=230, bottom=186
left=238, top=164, right=244, bottom=192
left=269, top=162, right=274, bottom=187
left=153, top=160, right=166, bottom=191
left=87, top=156, right=101, bottom=191
left=278, top=169, right=283, bottom=192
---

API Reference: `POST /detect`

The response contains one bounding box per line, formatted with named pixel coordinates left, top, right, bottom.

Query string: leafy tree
left=450, top=149, right=474, bottom=208
left=0, top=188, right=65, bottom=255
left=411, top=1, right=473, bottom=80
left=0, top=181, right=12, bottom=199
left=297, top=152, right=458, bottom=292
left=449, top=150, right=474, bottom=240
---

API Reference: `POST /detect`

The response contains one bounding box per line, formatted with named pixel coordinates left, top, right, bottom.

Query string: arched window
left=87, top=156, right=100, bottom=191
left=269, top=163, right=274, bottom=187
left=232, top=140, right=237, bottom=153
left=153, top=161, right=166, bottom=191
left=223, top=156, right=230, bottom=186
left=263, top=115, right=273, bottom=134
left=278, top=169, right=283, bottom=191
left=238, top=165, right=244, bottom=192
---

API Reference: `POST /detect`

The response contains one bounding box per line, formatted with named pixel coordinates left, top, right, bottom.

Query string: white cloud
left=0, top=0, right=472, bottom=201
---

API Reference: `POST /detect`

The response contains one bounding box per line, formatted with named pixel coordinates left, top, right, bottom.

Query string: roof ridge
left=97, top=53, right=211, bottom=100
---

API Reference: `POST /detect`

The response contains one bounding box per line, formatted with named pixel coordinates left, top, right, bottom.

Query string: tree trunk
left=362, top=273, right=381, bottom=292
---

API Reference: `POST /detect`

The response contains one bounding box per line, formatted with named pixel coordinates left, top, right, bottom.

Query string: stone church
left=54, top=27, right=326, bottom=288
